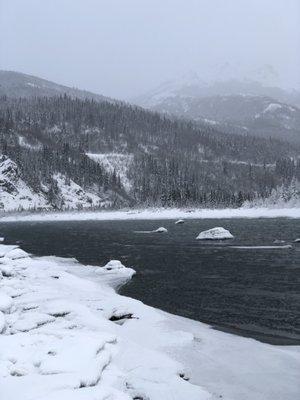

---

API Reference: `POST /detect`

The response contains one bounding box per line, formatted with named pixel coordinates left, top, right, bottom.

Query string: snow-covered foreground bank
left=1, top=207, right=300, bottom=222
left=0, top=245, right=299, bottom=400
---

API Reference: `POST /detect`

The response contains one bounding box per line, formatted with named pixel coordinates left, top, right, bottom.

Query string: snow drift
left=0, top=244, right=299, bottom=400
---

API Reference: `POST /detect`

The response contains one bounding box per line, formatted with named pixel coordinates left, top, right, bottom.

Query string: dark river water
left=0, top=218, right=299, bottom=344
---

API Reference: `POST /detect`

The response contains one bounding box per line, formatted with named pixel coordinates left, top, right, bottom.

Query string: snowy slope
left=86, top=153, right=133, bottom=191
left=0, top=156, right=48, bottom=211
left=52, top=173, right=112, bottom=210
left=0, top=156, right=115, bottom=212
left=0, top=244, right=299, bottom=400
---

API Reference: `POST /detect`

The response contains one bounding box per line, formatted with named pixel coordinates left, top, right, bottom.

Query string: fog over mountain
left=133, top=72, right=300, bottom=144
left=0, top=0, right=299, bottom=211
left=0, top=0, right=299, bottom=98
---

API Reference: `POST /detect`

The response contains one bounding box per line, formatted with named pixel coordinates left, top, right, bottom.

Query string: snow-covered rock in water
left=5, top=248, right=29, bottom=260
left=154, top=227, right=168, bottom=233
left=0, top=238, right=4, bottom=243
left=0, top=155, right=49, bottom=211
left=102, top=260, right=128, bottom=271
left=294, top=238, right=300, bottom=243
left=96, top=260, right=136, bottom=288
left=0, top=293, right=13, bottom=313
left=196, top=227, right=234, bottom=240
left=175, top=219, right=185, bottom=224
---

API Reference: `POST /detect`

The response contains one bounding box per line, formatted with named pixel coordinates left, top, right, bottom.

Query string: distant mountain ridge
left=134, top=77, right=300, bottom=144
left=135, top=75, right=300, bottom=107
left=0, top=70, right=112, bottom=103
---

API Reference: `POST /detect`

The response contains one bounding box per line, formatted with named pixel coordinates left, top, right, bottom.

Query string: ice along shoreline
left=0, top=206, right=299, bottom=222
left=0, top=242, right=299, bottom=400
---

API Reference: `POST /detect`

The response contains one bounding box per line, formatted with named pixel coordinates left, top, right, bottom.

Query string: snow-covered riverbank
left=1, top=207, right=300, bottom=222
left=0, top=243, right=299, bottom=400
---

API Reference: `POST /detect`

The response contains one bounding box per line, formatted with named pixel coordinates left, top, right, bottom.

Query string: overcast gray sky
left=0, top=0, right=299, bottom=99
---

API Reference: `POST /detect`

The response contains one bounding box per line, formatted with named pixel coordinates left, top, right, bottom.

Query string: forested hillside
left=0, top=71, right=111, bottom=103
left=0, top=94, right=299, bottom=211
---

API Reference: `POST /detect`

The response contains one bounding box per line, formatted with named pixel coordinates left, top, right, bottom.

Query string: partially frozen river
left=1, top=218, right=299, bottom=344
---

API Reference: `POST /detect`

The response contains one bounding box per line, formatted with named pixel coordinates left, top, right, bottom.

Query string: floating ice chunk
left=134, top=226, right=168, bottom=234
left=5, top=248, right=29, bottom=260
left=154, top=227, right=168, bottom=233
left=0, top=293, right=13, bottom=313
left=273, top=239, right=286, bottom=244
left=196, top=227, right=234, bottom=240
left=175, top=219, right=185, bottom=224
left=231, top=245, right=293, bottom=250
left=294, top=238, right=300, bottom=243
left=0, top=237, right=4, bottom=243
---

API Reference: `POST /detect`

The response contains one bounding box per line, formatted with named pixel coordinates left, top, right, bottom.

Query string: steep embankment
left=0, top=156, right=115, bottom=212
left=0, top=156, right=48, bottom=211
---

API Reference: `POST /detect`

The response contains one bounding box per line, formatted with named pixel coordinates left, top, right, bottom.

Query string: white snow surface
left=196, top=227, right=234, bottom=240
left=263, top=103, right=282, bottom=113
left=0, top=156, right=49, bottom=212
left=1, top=207, right=300, bottom=222
left=0, top=245, right=299, bottom=399
left=52, top=173, right=109, bottom=210
left=86, top=153, right=133, bottom=190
